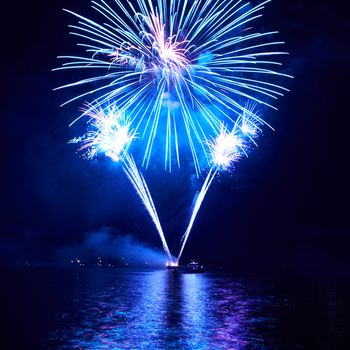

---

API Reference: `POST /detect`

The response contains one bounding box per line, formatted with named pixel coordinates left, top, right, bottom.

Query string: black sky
left=1, top=0, right=349, bottom=273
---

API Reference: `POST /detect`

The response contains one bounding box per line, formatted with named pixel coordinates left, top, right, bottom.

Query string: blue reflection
left=48, top=270, right=277, bottom=349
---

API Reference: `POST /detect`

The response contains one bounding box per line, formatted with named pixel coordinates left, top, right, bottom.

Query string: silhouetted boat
left=184, top=260, right=205, bottom=273
left=166, top=260, right=205, bottom=273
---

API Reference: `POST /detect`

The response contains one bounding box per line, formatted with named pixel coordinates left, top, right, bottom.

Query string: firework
left=57, top=0, right=292, bottom=262
left=122, top=153, right=173, bottom=262
left=177, top=167, right=217, bottom=263
left=208, top=126, right=243, bottom=169
left=56, top=0, right=291, bottom=174
left=177, top=108, right=258, bottom=262
left=71, top=106, right=173, bottom=262
left=69, top=104, right=135, bottom=161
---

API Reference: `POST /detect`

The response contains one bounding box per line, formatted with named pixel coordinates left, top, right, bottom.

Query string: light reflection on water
left=48, top=270, right=280, bottom=349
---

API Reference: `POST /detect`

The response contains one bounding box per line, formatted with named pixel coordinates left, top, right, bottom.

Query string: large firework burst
left=55, top=0, right=291, bottom=175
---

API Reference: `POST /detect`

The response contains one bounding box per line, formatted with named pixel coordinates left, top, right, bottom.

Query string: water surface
left=1, top=268, right=349, bottom=349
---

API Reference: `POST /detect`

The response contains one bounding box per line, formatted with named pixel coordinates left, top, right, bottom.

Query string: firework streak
left=56, top=0, right=291, bottom=262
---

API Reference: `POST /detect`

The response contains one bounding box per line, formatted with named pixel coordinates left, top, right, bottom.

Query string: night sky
left=1, top=0, right=349, bottom=274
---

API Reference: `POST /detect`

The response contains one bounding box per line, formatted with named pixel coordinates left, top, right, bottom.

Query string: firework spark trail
left=121, top=153, right=173, bottom=262
left=55, top=0, right=292, bottom=174
left=58, top=1, right=292, bottom=261
left=177, top=112, right=259, bottom=262
left=177, top=168, right=217, bottom=263
left=68, top=104, right=135, bottom=160
left=70, top=105, right=173, bottom=261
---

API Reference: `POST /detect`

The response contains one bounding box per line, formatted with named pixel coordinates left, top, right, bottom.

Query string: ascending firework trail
left=55, top=0, right=292, bottom=263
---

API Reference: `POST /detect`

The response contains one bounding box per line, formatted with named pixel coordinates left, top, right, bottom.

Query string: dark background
left=1, top=0, right=349, bottom=276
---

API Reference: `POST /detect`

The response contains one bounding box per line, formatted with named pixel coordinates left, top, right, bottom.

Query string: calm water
left=1, top=267, right=349, bottom=349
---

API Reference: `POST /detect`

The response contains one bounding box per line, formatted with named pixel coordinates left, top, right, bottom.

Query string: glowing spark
left=56, top=0, right=292, bottom=173
left=57, top=1, right=292, bottom=261
left=70, top=106, right=172, bottom=262
left=177, top=105, right=264, bottom=261
left=241, top=122, right=253, bottom=135
left=69, top=105, right=135, bottom=161
left=177, top=168, right=217, bottom=263
left=240, top=102, right=262, bottom=137
left=122, top=153, right=173, bottom=262
left=209, top=126, right=243, bottom=169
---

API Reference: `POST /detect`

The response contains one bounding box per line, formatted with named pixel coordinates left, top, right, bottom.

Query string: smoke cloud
left=57, top=227, right=169, bottom=267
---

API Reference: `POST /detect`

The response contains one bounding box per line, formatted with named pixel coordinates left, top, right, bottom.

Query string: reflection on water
left=1, top=267, right=349, bottom=349
left=47, top=270, right=282, bottom=349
